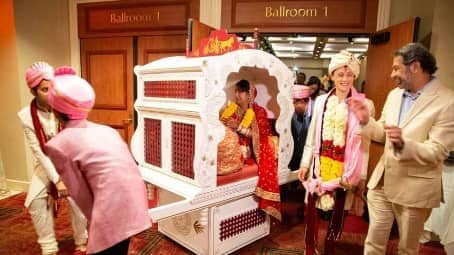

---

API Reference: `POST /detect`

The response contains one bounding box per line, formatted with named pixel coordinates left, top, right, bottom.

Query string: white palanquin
left=131, top=49, right=297, bottom=255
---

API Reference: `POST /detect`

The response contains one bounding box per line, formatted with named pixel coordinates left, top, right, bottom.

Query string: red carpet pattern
left=0, top=193, right=446, bottom=255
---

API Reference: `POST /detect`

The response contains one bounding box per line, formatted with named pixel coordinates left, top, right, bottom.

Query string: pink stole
left=308, top=88, right=365, bottom=193
left=304, top=88, right=366, bottom=254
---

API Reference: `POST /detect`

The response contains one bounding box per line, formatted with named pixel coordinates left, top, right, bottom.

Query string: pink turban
left=292, top=85, right=311, bottom=99
left=328, top=50, right=360, bottom=78
left=48, top=66, right=95, bottom=120
left=292, top=85, right=312, bottom=117
left=25, top=61, right=54, bottom=88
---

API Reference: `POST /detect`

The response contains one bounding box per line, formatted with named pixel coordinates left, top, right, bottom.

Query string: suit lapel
left=389, top=89, right=404, bottom=126
left=399, top=80, right=439, bottom=128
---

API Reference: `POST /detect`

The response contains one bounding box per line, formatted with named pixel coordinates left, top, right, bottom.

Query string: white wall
left=2, top=0, right=72, bottom=190
left=388, top=0, right=452, bottom=90
left=389, top=0, right=434, bottom=42
left=200, top=0, right=221, bottom=29
left=0, top=0, right=28, bottom=191
left=431, top=0, right=454, bottom=90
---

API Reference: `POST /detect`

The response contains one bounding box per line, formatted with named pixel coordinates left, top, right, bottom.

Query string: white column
left=200, top=0, right=222, bottom=29
left=376, top=0, right=391, bottom=30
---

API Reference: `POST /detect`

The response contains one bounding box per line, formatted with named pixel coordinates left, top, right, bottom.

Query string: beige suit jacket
left=362, top=79, right=454, bottom=208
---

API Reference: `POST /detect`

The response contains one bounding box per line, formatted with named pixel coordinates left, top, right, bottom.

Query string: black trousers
left=92, top=238, right=131, bottom=255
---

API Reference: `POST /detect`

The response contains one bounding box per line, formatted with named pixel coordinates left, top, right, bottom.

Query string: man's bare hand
left=298, top=167, right=308, bottom=182
left=384, top=124, right=404, bottom=150
left=56, top=180, right=68, bottom=197
left=347, top=97, right=369, bottom=125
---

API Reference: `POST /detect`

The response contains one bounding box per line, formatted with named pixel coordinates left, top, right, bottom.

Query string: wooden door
left=364, top=18, right=419, bottom=178
left=138, top=35, right=187, bottom=65
left=80, top=37, right=134, bottom=144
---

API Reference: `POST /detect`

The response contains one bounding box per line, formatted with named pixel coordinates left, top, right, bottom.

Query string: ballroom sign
left=78, top=0, right=199, bottom=37
left=222, top=0, right=378, bottom=34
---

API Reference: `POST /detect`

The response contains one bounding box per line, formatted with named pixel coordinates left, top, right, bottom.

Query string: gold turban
left=328, top=50, right=360, bottom=79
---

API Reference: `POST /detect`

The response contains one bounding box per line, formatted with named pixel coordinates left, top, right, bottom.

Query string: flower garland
left=318, top=192, right=335, bottom=211
left=220, top=102, right=255, bottom=129
left=320, top=95, right=348, bottom=182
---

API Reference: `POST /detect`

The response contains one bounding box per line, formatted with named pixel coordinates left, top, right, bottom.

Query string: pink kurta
left=45, top=120, right=151, bottom=254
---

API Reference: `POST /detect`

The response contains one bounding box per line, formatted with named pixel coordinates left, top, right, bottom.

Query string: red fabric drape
left=252, top=103, right=281, bottom=221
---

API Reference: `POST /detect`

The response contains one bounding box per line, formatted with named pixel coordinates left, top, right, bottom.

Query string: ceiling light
left=267, top=37, right=285, bottom=41
left=289, top=36, right=317, bottom=42
left=275, top=52, right=299, bottom=58
left=327, top=38, right=345, bottom=42
left=353, top=38, right=369, bottom=43
left=244, top=36, right=254, bottom=42
left=320, top=53, right=337, bottom=59
left=346, top=47, right=367, bottom=52
left=273, top=45, right=303, bottom=51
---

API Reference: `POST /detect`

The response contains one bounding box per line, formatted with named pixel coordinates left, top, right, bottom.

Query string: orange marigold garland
left=221, top=102, right=255, bottom=129
left=318, top=95, right=348, bottom=210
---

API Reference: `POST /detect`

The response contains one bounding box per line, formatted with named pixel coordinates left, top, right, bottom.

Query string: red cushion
left=217, top=163, right=258, bottom=186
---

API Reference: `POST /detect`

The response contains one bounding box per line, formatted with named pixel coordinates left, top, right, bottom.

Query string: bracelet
left=237, top=126, right=250, bottom=137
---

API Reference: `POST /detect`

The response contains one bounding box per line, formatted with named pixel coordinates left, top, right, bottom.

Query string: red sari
left=252, top=103, right=281, bottom=221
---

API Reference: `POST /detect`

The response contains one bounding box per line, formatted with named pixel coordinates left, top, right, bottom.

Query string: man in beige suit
left=349, top=43, right=454, bottom=254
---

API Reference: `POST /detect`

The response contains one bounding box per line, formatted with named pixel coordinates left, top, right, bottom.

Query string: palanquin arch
left=131, top=49, right=297, bottom=254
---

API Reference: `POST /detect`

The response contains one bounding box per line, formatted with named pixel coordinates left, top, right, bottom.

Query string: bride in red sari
left=219, top=79, right=281, bottom=221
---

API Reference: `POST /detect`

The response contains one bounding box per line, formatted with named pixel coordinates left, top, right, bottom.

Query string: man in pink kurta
left=44, top=66, right=151, bottom=255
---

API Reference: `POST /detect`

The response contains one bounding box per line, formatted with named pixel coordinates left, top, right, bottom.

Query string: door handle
left=123, top=112, right=133, bottom=124
left=122, top=118, right=133, bottom=124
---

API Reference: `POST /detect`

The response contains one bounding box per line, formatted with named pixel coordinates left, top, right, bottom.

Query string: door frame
left=68, top=0, right=119, bottom=73
left=69, top=0, right=392, bottom=70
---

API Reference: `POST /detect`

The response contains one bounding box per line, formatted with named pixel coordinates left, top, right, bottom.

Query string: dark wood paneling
left=85, top=50, right=128, bottom=110
left=190, top=19, right=215, bottom=52
left=78, top=0, right=200, bottom=38
left=81, top=37, right=135, bottom=144
left=222, top=0, right=378, bottom=34
left=138, top=35, right=186, bottom=65
left=364, top=18, right=418, bottom=178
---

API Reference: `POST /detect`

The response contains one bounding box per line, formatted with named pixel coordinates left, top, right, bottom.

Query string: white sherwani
left=18, top=106, right=60, bottom=207
left=18, top=105, right=87, bottom=255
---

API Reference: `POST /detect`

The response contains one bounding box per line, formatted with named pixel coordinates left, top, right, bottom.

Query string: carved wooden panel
left=138, top=35, right=186, bottom=65
left=81, top=37, right=134, bottom=144
left=222, top=0, right=378, bottom=34
left=86, top=51, right=127, bottom=110
left=78, top=0, right=200, bottom=37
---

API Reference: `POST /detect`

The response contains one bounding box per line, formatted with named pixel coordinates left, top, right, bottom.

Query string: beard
left=394, top=76, right=410, bottom=90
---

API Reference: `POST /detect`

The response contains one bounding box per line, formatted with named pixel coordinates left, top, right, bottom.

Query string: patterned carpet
left=0, top=193, right=446, bottom=255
